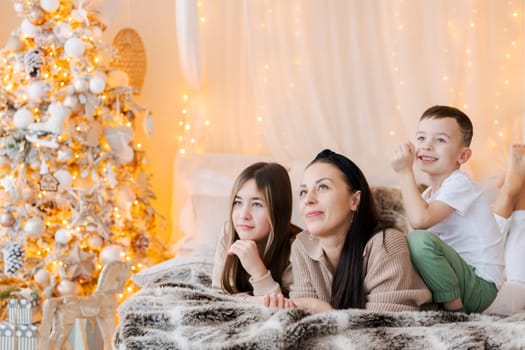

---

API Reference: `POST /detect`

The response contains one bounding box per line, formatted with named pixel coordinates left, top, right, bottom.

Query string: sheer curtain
left=187, top=0, right=525, bottom=182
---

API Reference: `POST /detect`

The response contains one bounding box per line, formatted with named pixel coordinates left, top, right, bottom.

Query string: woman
left=212, top=162, right=301, bottom=303
left=288, top=149, right=432, bottom=312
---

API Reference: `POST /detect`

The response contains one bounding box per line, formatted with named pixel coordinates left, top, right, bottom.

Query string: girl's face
left=232, top=179, right=271, bottom=242
left=299, top=162, right=360, bottom=239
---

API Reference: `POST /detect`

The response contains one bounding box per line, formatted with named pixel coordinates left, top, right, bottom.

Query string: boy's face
left=414, top=117, right=470, bottom=176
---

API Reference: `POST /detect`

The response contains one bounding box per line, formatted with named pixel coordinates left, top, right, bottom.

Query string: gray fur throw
left=114, top=265, right=525, bottom=350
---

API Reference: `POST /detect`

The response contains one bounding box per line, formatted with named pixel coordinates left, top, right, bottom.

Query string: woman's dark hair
left=221, top=162, right=301, bottom=296
left=308, top=149, right=392, bottom=309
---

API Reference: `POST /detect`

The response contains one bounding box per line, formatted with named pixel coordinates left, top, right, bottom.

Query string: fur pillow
left=371, top=186, right=408, bottom=233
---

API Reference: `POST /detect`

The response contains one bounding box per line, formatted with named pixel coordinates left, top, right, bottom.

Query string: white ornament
left=34, top=269, right=50, bottom=286
left=100, top=245, right=123, bottom=264
left=13, top=108, right=34, bottom=128
left=40, top=0, right=60, bottom=13
left=87, top=235, right=103, bottom=249
left=53, top=169, right=73, bottom=191
left=57, top=279, right=78, bottom=296
left=64, top=37, right=85, bottom=59
left=26, top=81, right=47, bottom=102
left=24, top=217, right=45, bottom=238
left=6, top=35, right=23, bottom=52
left=55, top=229, right=72, bottom=244
left=57, top=149, right=73, bottom=163
left=73, top=78, right=89, bottom=92
left=21, top=19, right=39, bottom=38
left=89, top=76, right=106, bottom=94
left=63, top=95, right=78, bottom=110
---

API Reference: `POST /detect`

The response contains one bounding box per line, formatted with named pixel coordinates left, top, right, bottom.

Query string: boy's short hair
left=419, top=105, right=473, bottom=146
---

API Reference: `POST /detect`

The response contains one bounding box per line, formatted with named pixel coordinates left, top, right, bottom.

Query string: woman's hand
left=228, top=240, right=267, bottom=279
left=262, top=293, right=297, bottom=309
left=292, top=298, right=333, bottom=313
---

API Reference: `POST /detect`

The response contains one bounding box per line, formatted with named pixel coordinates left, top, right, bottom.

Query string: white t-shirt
left=422, top=170, right=505, bottom=288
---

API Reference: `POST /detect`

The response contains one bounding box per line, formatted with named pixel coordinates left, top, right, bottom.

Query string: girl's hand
left=228, top=240, right=267, bottom=279
left=390, top=142, right=415, bottom=173
left=263, top=293, right=297, bottom=309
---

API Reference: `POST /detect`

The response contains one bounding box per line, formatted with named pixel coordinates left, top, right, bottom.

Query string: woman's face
left=299, top=162, right=360, bottom=238
left=232, top=179, right=271, bottom=242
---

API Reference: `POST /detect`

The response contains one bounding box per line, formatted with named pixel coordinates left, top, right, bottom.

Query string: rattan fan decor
left=112, top=28, right=147, bottom=93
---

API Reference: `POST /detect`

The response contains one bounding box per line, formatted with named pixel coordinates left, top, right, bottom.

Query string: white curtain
left=187, top=0, right=525, bottom=182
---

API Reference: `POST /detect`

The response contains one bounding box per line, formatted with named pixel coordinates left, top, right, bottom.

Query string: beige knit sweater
left=289, top=228, right=433, bottom=312
left=211, top=225, right=293, bottom=296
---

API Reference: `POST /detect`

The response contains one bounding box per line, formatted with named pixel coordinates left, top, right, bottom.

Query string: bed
left=113, top=152, right=525, bottom=349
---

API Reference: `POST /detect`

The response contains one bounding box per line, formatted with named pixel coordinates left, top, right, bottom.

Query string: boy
left=390, top=105, right=505, bottom=313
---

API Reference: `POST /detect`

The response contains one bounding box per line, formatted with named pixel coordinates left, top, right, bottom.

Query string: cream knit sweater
left=289, top=228, right=433, bottom=312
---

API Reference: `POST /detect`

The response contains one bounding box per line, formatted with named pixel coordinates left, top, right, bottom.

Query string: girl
left=287, top=149, right=432, bottom=312
left=212, top=162, right=301, bottom=303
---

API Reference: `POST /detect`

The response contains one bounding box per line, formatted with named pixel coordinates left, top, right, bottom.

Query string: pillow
left=371, top=186, right=408, bottom=233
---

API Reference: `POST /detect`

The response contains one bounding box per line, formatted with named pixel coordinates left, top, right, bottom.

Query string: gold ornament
left=63, top=245, right=96, bottom=280
left=0, top=212, right=15, bottom=227
left=28, top=7, right=46, bottom=25
left=112, top=28, right=147, bottom=93
left=131, top=233, right=150, bottom=254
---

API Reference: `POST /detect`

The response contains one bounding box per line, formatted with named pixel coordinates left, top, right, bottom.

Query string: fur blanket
left=114, top=265, right=525, bottom=350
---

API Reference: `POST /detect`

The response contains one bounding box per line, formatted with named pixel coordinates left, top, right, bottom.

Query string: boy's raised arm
left=390, top=142, right=454, bottom=229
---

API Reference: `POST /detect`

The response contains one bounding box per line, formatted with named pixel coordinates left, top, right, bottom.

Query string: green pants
left=407, top=230, right=497, bottom=314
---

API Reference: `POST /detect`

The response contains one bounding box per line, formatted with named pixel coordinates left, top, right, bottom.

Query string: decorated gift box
left=0, top=322, right=14, bottom=350
left=7, top=299, right=39, bottom=325
left=0, top=322, right=37, bottom=350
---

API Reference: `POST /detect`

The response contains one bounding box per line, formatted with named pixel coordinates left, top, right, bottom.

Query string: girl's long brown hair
left=221, top=162, right=300, bottom=296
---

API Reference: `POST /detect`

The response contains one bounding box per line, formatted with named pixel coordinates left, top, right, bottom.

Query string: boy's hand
left=391, top=142, right=416, bottom=173
left=228, top=240, right=267, bottom=279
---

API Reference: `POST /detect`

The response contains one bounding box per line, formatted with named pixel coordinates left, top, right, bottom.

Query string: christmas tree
left=0, top=0, right=167, bottom=302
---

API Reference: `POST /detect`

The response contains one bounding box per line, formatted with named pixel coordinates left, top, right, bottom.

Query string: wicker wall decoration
left=112, top=28, right=147, bottom=93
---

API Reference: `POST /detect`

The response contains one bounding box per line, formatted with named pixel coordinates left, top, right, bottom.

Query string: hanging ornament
left=13, top=107, right=35, bottom=129
left=28, top=7, right=46, bottom=26
left=64, top=37, right=86, bottom=59
left=24, top=217, right=45, bottom=238
left=0, top=212, right=16, bottom=227
left=100, top=244, right=123, bottom=264
left=34, top=268, right=50, bottom=286
left=87, top=234, right=103, bottom=249
left=131, top=232, right=150, bottom=254
left=63, top=244, right=96, bottom=279
left=3, top=242, right=25, bottom=276
left=21, top=19, right=39, bottom=38
left=39, top=173, right=59, bottom=192
left=40, top=0, right=60, bottom=13
left=56, top=279, right=78, bottom=296
left=54, top=228, right=72, bottom=245
left=24, top=48, right=45, bottom=78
